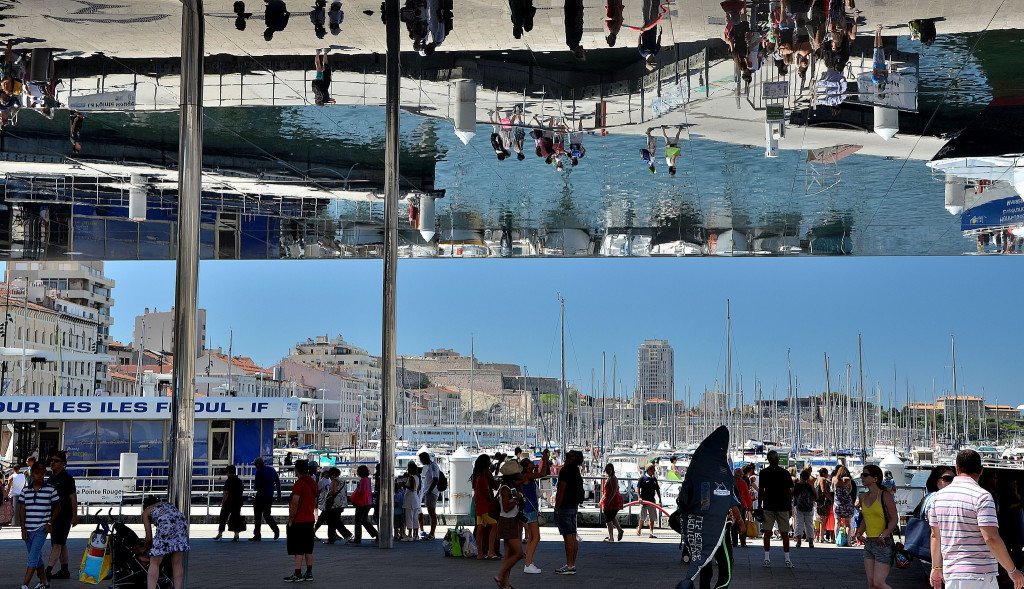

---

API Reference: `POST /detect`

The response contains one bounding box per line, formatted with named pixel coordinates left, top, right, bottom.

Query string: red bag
left=608, top=490, right=624, bottom=511
left=351, top=479, right=370, bottom=507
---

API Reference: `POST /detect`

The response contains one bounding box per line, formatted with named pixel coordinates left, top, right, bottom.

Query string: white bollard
left=448, top=446, right=475, bottom=514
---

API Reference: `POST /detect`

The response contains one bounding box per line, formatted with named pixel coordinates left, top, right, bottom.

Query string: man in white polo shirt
left=928, top=449, right=1024, bottom=589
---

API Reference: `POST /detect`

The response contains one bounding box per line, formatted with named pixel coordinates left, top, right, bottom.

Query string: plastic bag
left=459, top=528, right=478, bottom=557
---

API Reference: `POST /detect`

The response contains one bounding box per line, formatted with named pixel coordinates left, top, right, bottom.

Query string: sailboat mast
left=601, top=352, right=607, bottom=456
left=787, top=350, right=794, bottom=456
left=470, top=334, right=477, bottom=449
left=951, top=333, right=958, bottom=445
left=858, top=334, right=867, bottom=463
left=726, top=299, right=731, bottom=447
left=559, top=294, right=566, bottom=452
left=823, top=354, right=831, bottom=453
left=611, top=354, right=617, bottom=446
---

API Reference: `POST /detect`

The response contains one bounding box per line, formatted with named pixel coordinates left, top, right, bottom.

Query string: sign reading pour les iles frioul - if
left=0, top=396, right=301, bottom=420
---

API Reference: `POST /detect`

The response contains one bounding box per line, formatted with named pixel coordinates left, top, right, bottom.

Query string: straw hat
left=499, top=460, right=523, bottom=476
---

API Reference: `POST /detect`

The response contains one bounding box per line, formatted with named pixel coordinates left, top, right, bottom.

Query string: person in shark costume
left=675, top=426, right=743, bottom=589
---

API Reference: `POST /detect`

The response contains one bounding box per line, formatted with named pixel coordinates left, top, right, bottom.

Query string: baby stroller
left=97, top=509, right=172, bottom=589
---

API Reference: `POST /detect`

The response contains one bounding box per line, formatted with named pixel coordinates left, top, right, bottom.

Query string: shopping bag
left=903, top=517, right=931, bottom=561
left=836, top=527, right=848, bottom=547
left=443, top=527, right=463, bottom=557
left=745, top=520, right=759, bottom=539
left=78, top=548, right=112, bottom=584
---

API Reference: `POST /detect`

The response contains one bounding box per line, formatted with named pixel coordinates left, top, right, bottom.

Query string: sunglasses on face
left=940, top=475, right=955, bottom=482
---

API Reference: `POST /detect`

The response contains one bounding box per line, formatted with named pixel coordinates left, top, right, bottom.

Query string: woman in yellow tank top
left=855, top=464, right=899, bottom=589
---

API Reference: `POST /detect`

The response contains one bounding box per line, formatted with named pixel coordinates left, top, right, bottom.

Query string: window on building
left=65, top=421, right=98, bottom=462
left=193, top=420, right=209, bottom=461
left=210, top=420, right=231, bottom=464
left=97, top=420, right=130, bottom=461
left=131, top=421, right=165, bottom=461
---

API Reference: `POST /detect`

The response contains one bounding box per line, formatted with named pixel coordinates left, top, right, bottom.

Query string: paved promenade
left=7, top=0, right=1020, bottom=59
left=0, top=524, right=928, bottom=588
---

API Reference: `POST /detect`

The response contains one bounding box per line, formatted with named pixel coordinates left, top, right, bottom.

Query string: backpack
left=795, top=484, right=815, bottom=512
left=436, top=467, right=448, bottom=492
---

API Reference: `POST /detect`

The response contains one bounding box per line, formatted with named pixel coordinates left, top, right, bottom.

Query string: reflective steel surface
left=0, top=0, right=1021, bottom=259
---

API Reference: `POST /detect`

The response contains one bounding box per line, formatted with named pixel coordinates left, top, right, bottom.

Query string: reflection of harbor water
left=434, top=121, right=963, bottom=255
left=904, top=29, right=1024, bottom=114
left=0, top=105, right=971, bottom=258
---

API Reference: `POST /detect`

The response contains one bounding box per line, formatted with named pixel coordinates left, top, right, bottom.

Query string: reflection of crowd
left=975, top=229, right=1024, bottom=255
left=721, top=0, right=868, bottom=107
left=488, top=108, right=587, bottom=170
left=1, top=41, right=61, bottom=128
left=639, top=125, right=683, bottom=176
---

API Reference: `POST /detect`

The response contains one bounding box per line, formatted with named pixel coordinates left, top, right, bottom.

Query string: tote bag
left=903, top=517, right=931, bottom=561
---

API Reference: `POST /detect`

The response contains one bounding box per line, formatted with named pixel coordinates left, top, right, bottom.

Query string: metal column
left=377, top=0, right=400, bottom=550
left=168, top=1, right=204, bottom=584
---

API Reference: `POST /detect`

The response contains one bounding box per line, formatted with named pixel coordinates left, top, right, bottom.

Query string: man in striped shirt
left=928, top=449, right=1024, bottom=589
left=18, top=461, right=60, bottom=589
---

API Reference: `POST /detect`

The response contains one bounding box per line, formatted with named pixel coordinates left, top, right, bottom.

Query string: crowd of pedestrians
left=12, top=443, right=1024, bottom=589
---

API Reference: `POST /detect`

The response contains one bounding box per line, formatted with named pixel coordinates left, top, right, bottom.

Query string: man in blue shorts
left=554, top=450, right=585, bottom=575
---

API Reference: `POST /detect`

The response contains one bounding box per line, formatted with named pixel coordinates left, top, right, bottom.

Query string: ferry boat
left=1, top=395, right=303, bottom=480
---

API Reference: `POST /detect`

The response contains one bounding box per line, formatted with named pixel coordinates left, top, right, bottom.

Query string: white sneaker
left=523, top=564, right=542, bottom=574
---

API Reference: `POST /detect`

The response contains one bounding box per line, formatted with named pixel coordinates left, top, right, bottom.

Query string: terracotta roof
left=208, top=352, right=271, bottom=376
left=108, top=368, right=137, bottom=381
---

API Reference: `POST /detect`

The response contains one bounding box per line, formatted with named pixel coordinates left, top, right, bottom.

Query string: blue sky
left=105, top=257, right=1021, bottom=407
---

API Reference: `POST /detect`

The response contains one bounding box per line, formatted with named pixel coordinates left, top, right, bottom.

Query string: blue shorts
left=25, top=526, right=48, bottom=568
left=554, top=508, right=578, bottom=536
left=523, top=509, right=538, bottom=524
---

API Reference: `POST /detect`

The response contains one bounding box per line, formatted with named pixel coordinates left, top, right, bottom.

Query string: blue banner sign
left=962, top=195, right=1024, bottom=231
left=0, top=396, right=301, bottom=420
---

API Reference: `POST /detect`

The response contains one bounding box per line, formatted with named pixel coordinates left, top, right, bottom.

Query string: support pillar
left=378, top=0, right=400, bottom=550
left=168, top=1, right=204, bottom=585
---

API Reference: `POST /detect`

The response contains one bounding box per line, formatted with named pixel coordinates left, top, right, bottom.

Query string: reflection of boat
left=599, top=232, right=651, bottom=256
left=542, top=227, right=593, bottom=256
left=927, top=98, right=1024, bottom=196
left=649, top=240, right=704, bottom=256
left=710, top=229, right=750, bottom=256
